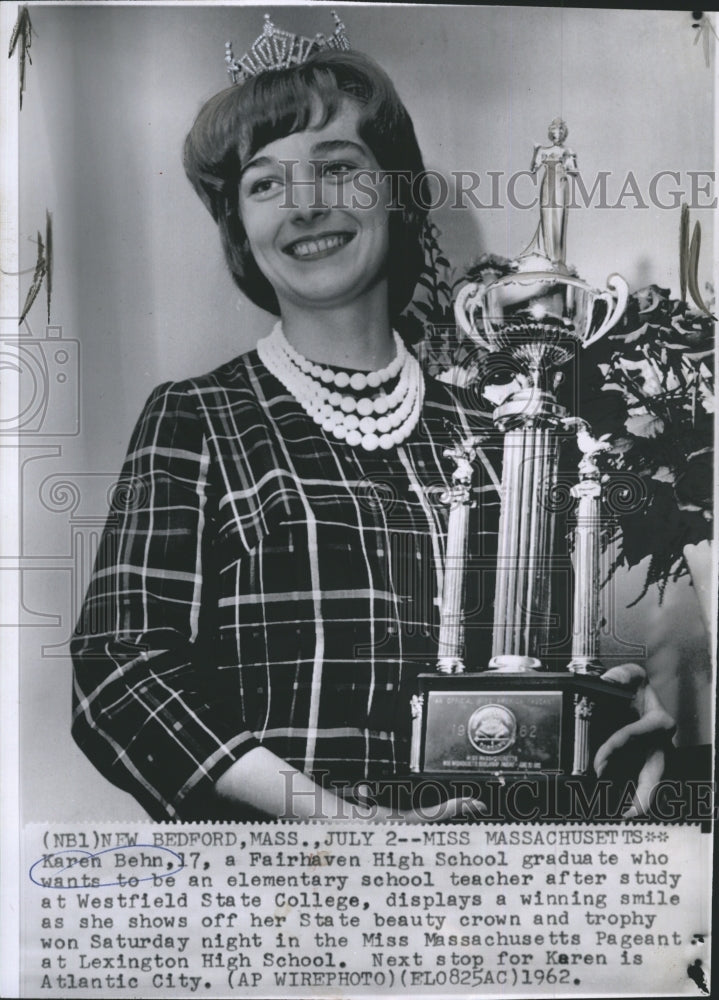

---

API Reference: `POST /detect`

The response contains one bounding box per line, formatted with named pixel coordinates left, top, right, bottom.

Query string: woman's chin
left=279, top=274, right=384, bottom=314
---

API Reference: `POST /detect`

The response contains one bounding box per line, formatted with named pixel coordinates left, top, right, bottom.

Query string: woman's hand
left=389, top=797, right=488, bottom=824
left=352, top=784, right=487, bottom=824
left=593, top=663, right=676, bottom=819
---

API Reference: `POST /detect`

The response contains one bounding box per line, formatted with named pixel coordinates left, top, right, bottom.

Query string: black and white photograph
left=1, top=3, right=715, bottom=997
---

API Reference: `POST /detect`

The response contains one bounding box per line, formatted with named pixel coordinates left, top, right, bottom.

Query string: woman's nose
left=289, top=202, right=329, bottom=226
left=286, top=167, right=331, bottom=224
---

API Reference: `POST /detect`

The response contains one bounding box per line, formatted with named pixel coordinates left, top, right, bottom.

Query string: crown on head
left=225, top=11, right=350, bottom=84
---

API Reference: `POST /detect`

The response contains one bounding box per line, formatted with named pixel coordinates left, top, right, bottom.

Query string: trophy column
left=566, top=424, right=609, bottom=674
left=436, top=439, right=481, bottom=674
left=490, top=389, right=566, bottom=671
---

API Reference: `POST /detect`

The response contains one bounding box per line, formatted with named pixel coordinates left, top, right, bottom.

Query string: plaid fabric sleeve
left=70, top=382, right=261, bottom=819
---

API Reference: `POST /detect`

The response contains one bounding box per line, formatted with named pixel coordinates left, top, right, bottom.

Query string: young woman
left=70, top=45, right=672, bottom=822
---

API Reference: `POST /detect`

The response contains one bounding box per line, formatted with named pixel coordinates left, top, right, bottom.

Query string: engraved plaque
left=422, top=690, right=562, bottom=773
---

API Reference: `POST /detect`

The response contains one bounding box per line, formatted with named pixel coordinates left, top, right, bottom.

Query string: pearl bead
left=388, top=404, right=406, bottom=428
left=257, top=323, right=424, bottom=455
left=361, top=433, right=379, bottom=451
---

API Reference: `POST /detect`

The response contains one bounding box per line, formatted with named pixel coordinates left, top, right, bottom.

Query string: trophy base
left=410, top=671, right=637, bottom=780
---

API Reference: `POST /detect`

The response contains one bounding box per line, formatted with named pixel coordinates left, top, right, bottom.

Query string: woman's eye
left=322, top=161, right=356, bottom=181
left=247, top=177, right=282, bottom=198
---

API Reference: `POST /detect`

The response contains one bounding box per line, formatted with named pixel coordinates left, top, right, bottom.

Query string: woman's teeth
left=288, top=234, right=352, bottom=257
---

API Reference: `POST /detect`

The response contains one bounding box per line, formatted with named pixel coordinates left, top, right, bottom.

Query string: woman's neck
left=279, top=295, right=396, bottom=372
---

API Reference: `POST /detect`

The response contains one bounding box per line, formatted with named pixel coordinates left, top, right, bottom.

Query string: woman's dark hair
left=183, top=49, right=429, bottom=317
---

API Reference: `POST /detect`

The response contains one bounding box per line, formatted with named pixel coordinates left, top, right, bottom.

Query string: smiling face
left=238, top=100, right=391, bottom=317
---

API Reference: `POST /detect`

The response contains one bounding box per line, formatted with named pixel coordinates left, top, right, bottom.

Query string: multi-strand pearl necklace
left=257, top=322, right=425, bottom=452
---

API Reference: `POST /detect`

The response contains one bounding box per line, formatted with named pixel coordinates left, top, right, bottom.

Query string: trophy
left=410, top=120, right=638, bottom=785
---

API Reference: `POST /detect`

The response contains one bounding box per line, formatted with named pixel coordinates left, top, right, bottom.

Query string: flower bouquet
left=579, top=283, right=714, bottom=605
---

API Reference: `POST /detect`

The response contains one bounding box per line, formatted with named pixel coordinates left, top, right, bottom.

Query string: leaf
left=8, top=6, right=33, bottom=110
left=682, top=347, right=714, bottom=363
left=19, top=230, right=46, bottom=324
left=651, top=466, right=675, bottom=484
left=674, top=448, right=714, bottom=512
left=698, top=384, right=716, bottom=414
left=687, top=222, right=716, bottom=317
left=679, top=203, right=689, bottom=303
left=412, top=300, right=434, bottom=319
left=416, top=274, right=436, bottom=294
left=633, top=285, right=671, bottom=317
left=8, top=9, right=22, bottom=57
left=604, top=436, right=635, bottom=456
left=45, top=209, right=53, bottom=323
left=624, top=413, right=665, bottom=438
left=608, top=321, right=652, bottom=345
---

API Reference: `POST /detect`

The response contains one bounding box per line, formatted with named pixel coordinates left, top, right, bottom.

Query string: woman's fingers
left=594, top=708, right=676, bottom=778
left=428, top=796, right=488, bottom=823
left=622, top=748, right=666, bottom=819
left=443, top=796, right=488, bottom=821
left=398, top=796, right=487, bottom=824
left=350, top=785, right=486, bottom=823
left=600, top=662, right=647, bottom=689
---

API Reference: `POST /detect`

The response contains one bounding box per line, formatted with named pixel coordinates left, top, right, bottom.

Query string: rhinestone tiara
left=225, top=11, right=350, bottom=85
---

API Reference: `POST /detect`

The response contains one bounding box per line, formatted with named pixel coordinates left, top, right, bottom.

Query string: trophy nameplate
left=413, top=674, right=635, bottom=779
left=410, top=120, right=638, bottom=786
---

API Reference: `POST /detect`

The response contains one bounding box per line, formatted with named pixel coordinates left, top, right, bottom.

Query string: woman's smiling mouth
left=284, top=232, right=356, bottom=259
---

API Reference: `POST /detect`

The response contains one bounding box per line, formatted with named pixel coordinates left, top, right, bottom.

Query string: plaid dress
left=71, top=351, right=502, bottom=819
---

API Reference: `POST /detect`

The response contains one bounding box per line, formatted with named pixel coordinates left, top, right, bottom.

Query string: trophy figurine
left=410, top=121, right=637, bottom=786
